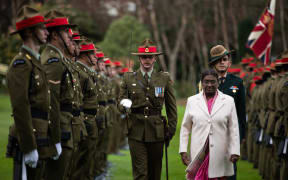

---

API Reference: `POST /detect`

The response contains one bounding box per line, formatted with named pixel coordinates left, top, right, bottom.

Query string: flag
left=247, top=0, right=276, bottom=65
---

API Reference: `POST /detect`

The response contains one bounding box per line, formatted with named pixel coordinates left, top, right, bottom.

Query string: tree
left=100, top=15, right=151, bottom=68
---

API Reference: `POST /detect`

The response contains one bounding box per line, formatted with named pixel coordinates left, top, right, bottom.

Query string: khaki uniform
left=274, top=73, right=288, bottom=180
left=41, top=44, right=83, bottom=180
left=119, top=69, right=177, bottom=180
left=93, top=72, right=109, bottom=177
left=7, top=45, right=55, bottom=179
left=70, top=61, right=99, bottom=180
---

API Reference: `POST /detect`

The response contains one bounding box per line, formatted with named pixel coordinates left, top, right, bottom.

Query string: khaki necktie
left=144, top=73, right=149, bottom=85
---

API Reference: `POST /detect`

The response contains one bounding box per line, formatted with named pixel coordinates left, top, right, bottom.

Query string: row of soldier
left=6, top=6, right=130, bottom=180
left=237, top=53, right=288, bottom=180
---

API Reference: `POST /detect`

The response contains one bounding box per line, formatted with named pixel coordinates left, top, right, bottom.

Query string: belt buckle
left=144, top=108, right=149, bottom=116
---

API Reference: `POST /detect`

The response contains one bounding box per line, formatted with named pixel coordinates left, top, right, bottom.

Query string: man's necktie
left=144, top=73, right=149, bottom=85
left=219, top=77, right=225, bottom=85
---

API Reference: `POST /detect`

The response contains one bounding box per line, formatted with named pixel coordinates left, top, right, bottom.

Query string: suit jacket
left=119, top=69, right=177, bottom=142
left=218, top=73, right=246, bottom=141
left=179, top=90, right=240, bottom=178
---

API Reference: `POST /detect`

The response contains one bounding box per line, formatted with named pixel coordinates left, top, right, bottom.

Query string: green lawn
left=0, top=94, right=262, bottom=180
left=108, top=106, right=263, bottom=180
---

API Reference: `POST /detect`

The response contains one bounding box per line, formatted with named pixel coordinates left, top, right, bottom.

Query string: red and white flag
left=247, top=0, right=276, bottom=65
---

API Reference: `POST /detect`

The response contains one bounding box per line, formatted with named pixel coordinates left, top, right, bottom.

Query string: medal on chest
left=155, top=87, right=165, bottom=97
left=229, top=86, right=239, bottom=93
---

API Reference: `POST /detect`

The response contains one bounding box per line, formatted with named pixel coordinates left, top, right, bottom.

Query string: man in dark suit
left=209, top=45, right=246, bottom=180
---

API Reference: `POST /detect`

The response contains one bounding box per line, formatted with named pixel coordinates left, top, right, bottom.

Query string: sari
left=185, top=92, right=226, bottom=180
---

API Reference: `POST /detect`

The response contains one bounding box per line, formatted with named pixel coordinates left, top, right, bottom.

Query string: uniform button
left=85, top=117, right=88, bottom=120
left=49, top=106, right=52, bottom=110
left=147, top=87, right=150, bottom=90
left=146, top=97, right=149, bottom=101
left=48, top=90, right=50, bottom=94
left=210, top=144, right=214, bottom=147
left=209, top=131, right=213, bottom=135
left=37, top=82, right=40, bottom=86
left=145, top=107, right=149, bottom=110
left=132, top=91, right=135, bottom=94
left=72, top=101, right=75, bottom=105
left=144, top=115, right=148, bottom=118
left=48, top=120, right=51, bottom=124
left=33, top=129, right=36, bottom=132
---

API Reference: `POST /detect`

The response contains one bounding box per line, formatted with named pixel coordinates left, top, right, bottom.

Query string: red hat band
left=73, top=36, right=80, bottom=40
left=281, top=58, right=288, bottom=64
left=138, top=46, right=157, bottom=53
left=46, top=17, right=69, bottom=27
left=80, top=44, right=95, bottom=51
left=16, top=15, right=46, bottom=31
left=96, top=52, right=104, bottom=58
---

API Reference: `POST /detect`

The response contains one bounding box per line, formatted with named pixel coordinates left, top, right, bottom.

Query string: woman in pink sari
left=179, top=69, right=240, bottom=180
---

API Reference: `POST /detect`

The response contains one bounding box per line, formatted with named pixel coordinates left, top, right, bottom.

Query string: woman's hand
left=180, top=152, right=191, bottom=166
left=230, top=154, right=240, bottom=163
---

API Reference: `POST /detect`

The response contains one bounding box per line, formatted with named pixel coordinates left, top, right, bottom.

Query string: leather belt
left=60, top=103, right=81, bottom=116
left=31, top=108, right=48, bottom=120
left=83, top=109, right=97, bottom=116
left=36, top=138, right=49, bottom=147
left=98, top=101, right=106, bottom=106
left=107, top=99, right=116, bottom=105
left=131, top=107, right=161, bottom=116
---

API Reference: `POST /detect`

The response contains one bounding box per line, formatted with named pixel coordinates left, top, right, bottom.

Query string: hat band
left=16, top=15, right=45, bottom=31
left=46, top=17, right=69, bottom=27
left=96, top=52, right=104, bottom=58
left=73, top=36, right=80, bottom=40
left=138, top=46, right=157, bottom=53
left=80, top=44, right=95, bottom=51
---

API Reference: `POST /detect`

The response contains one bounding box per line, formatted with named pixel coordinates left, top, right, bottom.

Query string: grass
left=108, top=106, right=263, bottom=180
left=0, top=94, right=262, bottom=180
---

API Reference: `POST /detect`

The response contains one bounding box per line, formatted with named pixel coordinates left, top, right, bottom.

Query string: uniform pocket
left=155, top=119, right=164, bottom=139
left=32, top=118, right=49, bottom=139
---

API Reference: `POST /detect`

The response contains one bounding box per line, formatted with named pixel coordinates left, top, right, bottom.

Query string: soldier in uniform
left=40, top=10, right=83, bottom=180
left=6, top=6, right=60, bottom=179
left=274, top=53, right=288, bottom=180
left=70, top=39, right=99, bottom=180
left=208, top=45, right=246, bottom=180
left=119, top=39, right=178, bottom=180
left=93, top=51, right=110, bottom=179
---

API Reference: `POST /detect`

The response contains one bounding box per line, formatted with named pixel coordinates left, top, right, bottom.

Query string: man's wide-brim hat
left=209, top=45, right=234, bottom=65
left=10, top=6, right=50, bottom=35
left=131, top=39, right=163, bottom=56
left=44, top=10, right=77, bottom=29
left=80, top=39, right=97, bottom=53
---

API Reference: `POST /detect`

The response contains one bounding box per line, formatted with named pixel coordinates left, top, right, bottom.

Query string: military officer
left=70, top=39, right=99, bottom=180
left=209, top=45, right=246, bottom=180
left=119, top=39, right=178, bottom=180
left=274, top=53, right=288, bottom=180
left=40, top=10, right=83, bottom=180
left=6, top=6, right=59, bottom=179
left=93, top=51, right=110, bottom=179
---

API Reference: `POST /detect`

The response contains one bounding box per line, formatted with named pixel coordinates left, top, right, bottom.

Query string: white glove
left=24, top=149, right=38, bottom=168
left=120, top=99, right=132, bottom=109
left=52, top=143, right=62, bottom=160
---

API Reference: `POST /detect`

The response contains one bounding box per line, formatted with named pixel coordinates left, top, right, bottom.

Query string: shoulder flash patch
left=48, top=57, right=59, bottom=64
left=13, top=59, right=25, bottom=66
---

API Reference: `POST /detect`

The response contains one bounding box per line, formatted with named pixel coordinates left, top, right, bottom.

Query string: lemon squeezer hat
left=11, top=6, right=50, bottom=35
left=131, top=39, right=163, bottom=56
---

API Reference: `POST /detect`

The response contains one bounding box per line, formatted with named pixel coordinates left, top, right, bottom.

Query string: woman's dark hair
left=201, top=69, right=218, bottom=82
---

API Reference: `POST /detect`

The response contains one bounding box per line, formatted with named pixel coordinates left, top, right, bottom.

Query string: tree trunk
left=148, top=0, right=167, bottom=72
left=213, top=0, right=219, bottom=44
left=218, top=0, right=229, bottom=49
left=229, top=1, right=239, bottom=50
left=161, top=12, right=187, bottom=81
